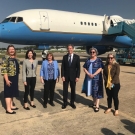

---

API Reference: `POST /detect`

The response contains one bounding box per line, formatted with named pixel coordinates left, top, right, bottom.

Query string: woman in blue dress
left=82, top=48, right=104, bottom=112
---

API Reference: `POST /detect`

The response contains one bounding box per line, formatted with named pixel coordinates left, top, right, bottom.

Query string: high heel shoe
left=6, top=110, right=16, bottom=114
left=30, top=104, right=36, bottom=108
left=11, top=107, right=19, bottom=110
left=23, top=106, right=30, bottom=110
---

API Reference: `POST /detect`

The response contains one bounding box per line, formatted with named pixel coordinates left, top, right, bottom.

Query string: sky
left=0, top=0, right=135, bottom=48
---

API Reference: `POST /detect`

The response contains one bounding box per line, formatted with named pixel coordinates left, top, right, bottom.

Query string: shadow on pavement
left=57, top=89, right=93, bottom=106
left=121, top=119, right=135, bottom=134
left=0, top=91, right=6, bottom=110
left=101, top=128, right=124, bottom=135
left=121, top=71, right=135, bottom=74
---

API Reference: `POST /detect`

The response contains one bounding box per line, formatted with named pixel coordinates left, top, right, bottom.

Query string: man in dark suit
left=61, top=44, right=80, bottom=109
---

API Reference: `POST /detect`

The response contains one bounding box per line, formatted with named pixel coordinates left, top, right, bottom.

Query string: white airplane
left=0, top=9, right=135, bottom=55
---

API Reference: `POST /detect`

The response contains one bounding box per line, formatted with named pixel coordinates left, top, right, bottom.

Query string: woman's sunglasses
left=90, top=51, right=95, bottom=54
left=108, top=57, right=114, bottom=60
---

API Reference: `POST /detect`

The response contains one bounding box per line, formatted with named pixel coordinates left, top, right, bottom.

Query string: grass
left=0, top=50, right=85, bottom=58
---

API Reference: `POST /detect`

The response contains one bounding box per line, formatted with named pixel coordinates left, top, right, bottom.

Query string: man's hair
left=67, top=44, right=74, bottom=49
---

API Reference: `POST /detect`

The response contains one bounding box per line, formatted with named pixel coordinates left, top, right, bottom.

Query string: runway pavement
left=0, top=52, right=134, bottom=135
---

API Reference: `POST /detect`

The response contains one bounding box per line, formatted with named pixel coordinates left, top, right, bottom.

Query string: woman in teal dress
left=82, top=48, right=104, bottom=112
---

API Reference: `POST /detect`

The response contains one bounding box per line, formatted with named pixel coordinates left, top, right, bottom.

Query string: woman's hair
left=25, top=50, right=36, bottom=60
left=6, top=44, right=16, bottom=57
left=46, top=52, right=54, bottom=60
left=89, top=47, right=98, bottom=55
left=105, top=53, right=118, bottom=65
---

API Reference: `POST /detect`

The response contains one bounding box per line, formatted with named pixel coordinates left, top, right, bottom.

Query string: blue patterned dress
left=82, top=58, right=104, bottom=98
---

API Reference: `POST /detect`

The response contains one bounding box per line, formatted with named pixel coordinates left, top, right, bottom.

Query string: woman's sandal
left=94, top=107, right=99, bottom=112
left=114, top=111, right=119, bottom=116
left=89, top=104, right=96, bottom=108
left=104, top=109, right=111, bottom=114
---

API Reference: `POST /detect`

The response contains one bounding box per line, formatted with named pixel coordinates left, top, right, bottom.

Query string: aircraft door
left=39, top=11, right=50, bottom=30
left=103, top=15, right=111, bottom=32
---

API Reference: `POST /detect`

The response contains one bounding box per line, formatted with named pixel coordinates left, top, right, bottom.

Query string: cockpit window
left=16, top=17, right=23, bottom=22
left=9, top=17, right=16, bottom=22
left=1, top=18, right=11, bottom=23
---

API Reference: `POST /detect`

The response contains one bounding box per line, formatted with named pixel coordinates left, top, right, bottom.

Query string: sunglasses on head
left=90, top=51, right=95, bottom=54
left=108, top=57, right=113, bottom=60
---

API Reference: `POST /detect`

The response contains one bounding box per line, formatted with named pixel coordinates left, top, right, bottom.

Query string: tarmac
left=0, top=52, right=135, bottom=135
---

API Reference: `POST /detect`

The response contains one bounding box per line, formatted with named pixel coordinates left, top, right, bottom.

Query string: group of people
left=1, top=44, right=120, bottom=116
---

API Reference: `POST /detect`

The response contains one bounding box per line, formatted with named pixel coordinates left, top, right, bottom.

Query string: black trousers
left=44, top=79, right=56, bottom=105
left=63, top=78, right=76, bottom=104
left=106, top=83, right=120, bottom=110
left=24, top=77, right=36, bottom=103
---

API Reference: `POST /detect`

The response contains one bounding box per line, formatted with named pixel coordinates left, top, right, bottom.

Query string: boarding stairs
left=104, top=15, right=135, bottom=44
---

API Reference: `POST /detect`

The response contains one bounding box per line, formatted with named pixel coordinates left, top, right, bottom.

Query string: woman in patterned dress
left=1, top=45, right=20, bottom=114
left=82, top=48, right=104, bottom=112
left=40, top=52, right=60, bottom=108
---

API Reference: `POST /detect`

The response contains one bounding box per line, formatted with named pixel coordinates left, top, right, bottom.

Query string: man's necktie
left=69, top=55, right=71, bottom=66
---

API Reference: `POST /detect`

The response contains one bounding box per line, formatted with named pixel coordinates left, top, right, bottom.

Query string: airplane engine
left=86, top=46, right=113, bottom=55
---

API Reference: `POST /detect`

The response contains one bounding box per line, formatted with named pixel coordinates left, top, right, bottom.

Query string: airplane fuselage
left=0, top=9, right=134, bottom=54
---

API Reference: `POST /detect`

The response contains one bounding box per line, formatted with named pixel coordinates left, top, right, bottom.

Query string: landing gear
left=42, top=50, right=48, bottom=61
left=118, top=60, right=125, bottom=65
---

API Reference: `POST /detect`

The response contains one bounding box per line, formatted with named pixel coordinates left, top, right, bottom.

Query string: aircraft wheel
left=119, top=60, right=125, bottom=65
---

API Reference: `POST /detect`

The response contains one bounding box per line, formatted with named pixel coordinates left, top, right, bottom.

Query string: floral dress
left=82, top=58, right=104, bottom=98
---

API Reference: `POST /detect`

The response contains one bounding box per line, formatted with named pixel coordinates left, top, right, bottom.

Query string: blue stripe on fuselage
left=0, top=22, right=133, bottom=47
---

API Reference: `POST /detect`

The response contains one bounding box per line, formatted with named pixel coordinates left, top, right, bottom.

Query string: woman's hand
left=56, top=78, right=59, bottom=83
left=40, top=78, right=44, bottom=84
left=75, top=78, right=79, bottom=82
left=88, top=74, right=95, bottom=79
left=24, top=82, right=27, bottom=86
left=6, top=80, right=12, bottom=87
left=62, top=77, right=65, bottom=82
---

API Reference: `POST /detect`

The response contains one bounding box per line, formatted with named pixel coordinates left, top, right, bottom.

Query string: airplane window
left=95, top=23, right=97, bottom=26
left=84, top=22, right=86, bottom=25
left=91, top=23, right=93, bottom=26
left=1, top=18, right=11, bottom=23
left=10, top=17, right=16, bottom=22
left=80, top=22, right=83, bottom=25
left=17, top=17, right=23, bottom=22
left=88, top=22, right=90, bottom=26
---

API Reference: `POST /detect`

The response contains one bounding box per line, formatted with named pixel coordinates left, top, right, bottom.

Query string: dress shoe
left=23, top=106, right=30, bottom=110
left=49, top=102, right=55, bottom=106
left=62, top=103, right=67, bottom=109
left=11, top=107, right=19, bottom=110
left=70, top=103, right=76, bottom=109
left=43, top=104, right=47, bottom=108
left=6, top=111, right=16, bottom=114
left=30, top=104, right=36, bottom=108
